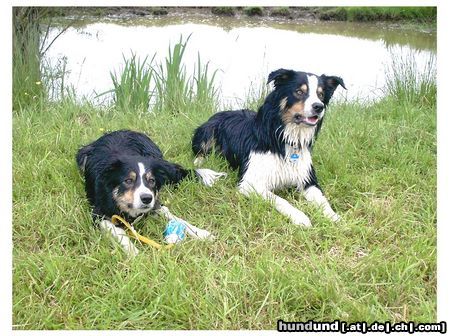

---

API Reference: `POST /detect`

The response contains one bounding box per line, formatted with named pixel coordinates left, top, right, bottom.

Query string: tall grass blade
left=109, top=52, right=155, bottom=112
left=154, top=35, right=192, bottom=114
left=384, top=49, right=436, bottom=107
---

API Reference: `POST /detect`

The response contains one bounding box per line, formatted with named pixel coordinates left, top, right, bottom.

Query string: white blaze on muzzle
left=304, top=75, right=324, bottom=118
left=132, top=162, right=155, bottom=210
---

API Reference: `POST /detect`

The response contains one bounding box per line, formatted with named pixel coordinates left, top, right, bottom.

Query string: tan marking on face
left=282, top=101, right=305, bottom=125
left=128, top=171, right=136, bottom=181
left=113, top=187, right=135, bottom=213
left=317, top=86, right=325, bottom=100
left=145, top=171, right=156, bottom=185
left=300, top=84, right=308, bottom=93
left=289, top=102, right=305, bottom=113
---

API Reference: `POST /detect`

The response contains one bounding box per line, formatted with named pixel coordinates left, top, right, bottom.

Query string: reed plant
left=13, top=8, right=45, bottom=110
left=109, top=53, right=155, bottom=112
left=192, top=53, right=219, bottom=112
left=154, top=36, right=191, bottom=114
left=384, top=50, right=436, bottom=107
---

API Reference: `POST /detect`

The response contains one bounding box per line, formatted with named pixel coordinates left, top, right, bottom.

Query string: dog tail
left=76, top=144, right=94, bottom=173
left=192, top=122, right=218, bottom=166
left=154, top=160, right=226, bottom=188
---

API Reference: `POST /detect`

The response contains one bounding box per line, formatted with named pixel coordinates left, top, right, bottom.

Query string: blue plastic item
left=163, top=219, right=186, bottom=244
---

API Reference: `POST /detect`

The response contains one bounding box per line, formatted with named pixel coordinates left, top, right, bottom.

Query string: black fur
left=77, top=130, right=194, bottom=223
left=192, top=69, right=345, bottom=185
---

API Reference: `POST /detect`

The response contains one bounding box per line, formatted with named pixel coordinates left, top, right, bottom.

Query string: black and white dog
left=76, top=130, right=225, bottom=255
left=192, top=69, right=346, bottom=226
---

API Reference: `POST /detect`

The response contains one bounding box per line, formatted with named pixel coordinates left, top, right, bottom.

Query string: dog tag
left=290, top=153, right=300, bottom=163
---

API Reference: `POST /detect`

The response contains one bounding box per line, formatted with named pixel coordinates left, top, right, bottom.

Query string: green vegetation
left=152, top=8, right=168, bottom=16
left=108, top=53, right=155, bottom=112
left=243, top=7, right=264, bottom=17
left=13, top=19, right=436, bottom=329
left=269, top=7, right=291, bottom=18
left=101, top=36, right=218, bottom=116
left=13, top=8, right=72, bottom=109
left=153, top=35, right=218, bottom=115
left=211, top=7, right=235, bottom=16
left=384, top=51, right=436, bottom=106
left=13, top=8, right=45, bottom=110
left=318, top=7, right=436, bottom=23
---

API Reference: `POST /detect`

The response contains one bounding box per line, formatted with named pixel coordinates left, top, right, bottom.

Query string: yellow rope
left=111, top=215, right=174, bottom=250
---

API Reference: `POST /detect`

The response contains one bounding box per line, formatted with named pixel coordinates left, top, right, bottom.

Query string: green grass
left=318, top=7, right=436, bottom=23
left=152, top=35, right=219, bottom=116
left=13, top=8, right=45, bottom=110
left=108, top=53, right=155, bottom=112
left=384, top=50, right=436, bottom=107
left=12, top=42, right=436, bottom=328
left=99, top=37, right=218, bottom=115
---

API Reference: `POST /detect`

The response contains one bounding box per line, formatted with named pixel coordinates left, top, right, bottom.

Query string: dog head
left=267, top=69, right=346, bottom=128
left=102, top=155, right=186, bottom=219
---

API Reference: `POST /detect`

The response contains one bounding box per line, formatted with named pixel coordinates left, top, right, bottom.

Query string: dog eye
left=317, top=91, right=324, bottom=99
left=147, top=177, right=155, bottom=184
left=295, top=89, right=305, bottom=96
left=124, top=178, right=134, bottom=185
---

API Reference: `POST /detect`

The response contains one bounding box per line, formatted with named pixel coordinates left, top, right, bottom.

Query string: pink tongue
left=307, top=116, right=318, bottom=123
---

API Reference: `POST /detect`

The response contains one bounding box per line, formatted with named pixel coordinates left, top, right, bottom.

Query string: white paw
left=195, top=168, right=227, bottom=187
left=323, top=208, right=341, bottom=222
left=329, top=212, right=341, bottom=222
left=289, top=209, right=312, bottom=227
left=184, top=223, right=215, bottom=240
left=195, top=228, right=215, bottom=240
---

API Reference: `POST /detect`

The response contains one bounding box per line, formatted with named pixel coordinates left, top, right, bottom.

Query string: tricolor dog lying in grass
left=76, top=130, right=225, bottom=255
left=193, top=69, right=346, bottom=227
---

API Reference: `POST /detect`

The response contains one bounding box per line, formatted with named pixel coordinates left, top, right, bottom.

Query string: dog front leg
left=239, top=186, right=312, bottom=227
left=98, top=219, right=139, bottom=256
left=155, top=206, right=214, bottom=240
left=302, top=186, right=340, bottom=222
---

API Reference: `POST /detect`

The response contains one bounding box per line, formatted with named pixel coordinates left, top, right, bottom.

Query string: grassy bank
left=317, top=7, right=436, bottom=23
left=12, top=37, right=436, bottom=328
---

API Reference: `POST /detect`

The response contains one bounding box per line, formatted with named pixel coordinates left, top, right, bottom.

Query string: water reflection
left=44, top=17, right=436, bottom=107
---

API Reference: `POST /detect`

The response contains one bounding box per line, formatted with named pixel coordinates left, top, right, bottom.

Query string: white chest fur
left=239, top=145, right=313, bottom=193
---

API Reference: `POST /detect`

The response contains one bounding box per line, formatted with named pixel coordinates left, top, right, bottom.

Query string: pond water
left=44, top=15, right=436, bottom=107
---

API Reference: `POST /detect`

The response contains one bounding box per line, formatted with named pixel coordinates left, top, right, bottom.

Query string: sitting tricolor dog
left=76, top=130, right=226, bottom=255
left=192, top=69, right=346, bottom=227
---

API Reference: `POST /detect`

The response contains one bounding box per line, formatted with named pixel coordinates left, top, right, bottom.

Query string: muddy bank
left=45, top=6, right=436, bottom=28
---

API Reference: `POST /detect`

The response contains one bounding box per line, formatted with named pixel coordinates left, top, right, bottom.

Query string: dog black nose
left=140, top=194, right=153, bottom=205
left=312, top=103, right=324, bottom=113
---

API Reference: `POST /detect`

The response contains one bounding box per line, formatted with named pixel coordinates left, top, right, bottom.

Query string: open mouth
left=294, top=115, right=320, bottom=126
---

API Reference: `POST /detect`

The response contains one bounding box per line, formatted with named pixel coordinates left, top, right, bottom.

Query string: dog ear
left=267, top=68, right=296, bottom=87
left=321, top=75, right=347, bottom=90
left=101, top=157, right=124, bottom=186
left=105, top=156, right=123, bottom=173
